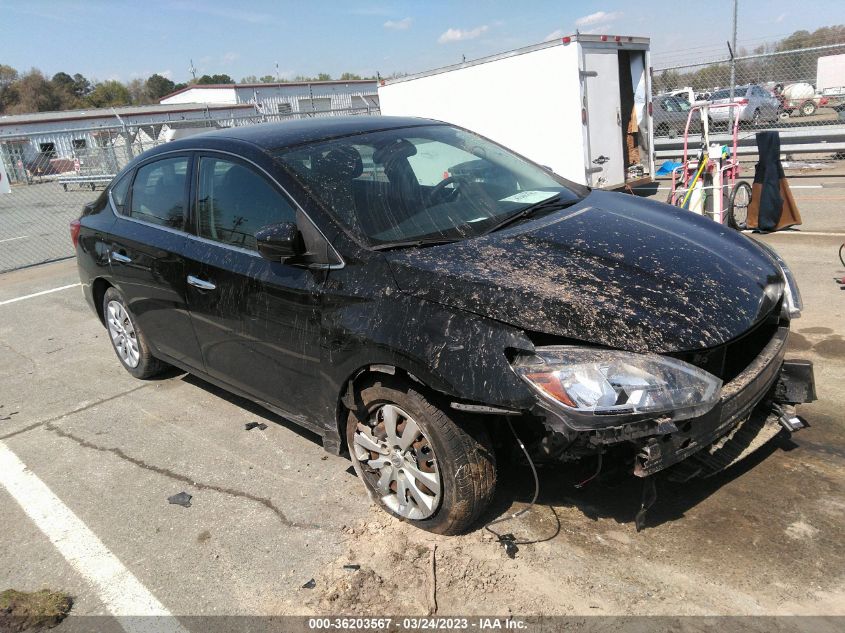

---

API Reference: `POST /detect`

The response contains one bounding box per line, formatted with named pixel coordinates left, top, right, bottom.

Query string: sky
left=1, top=0, right=843, bottom=83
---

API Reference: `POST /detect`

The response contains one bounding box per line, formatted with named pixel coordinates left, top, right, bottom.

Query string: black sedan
left=72, top=116, right=815, bottom=534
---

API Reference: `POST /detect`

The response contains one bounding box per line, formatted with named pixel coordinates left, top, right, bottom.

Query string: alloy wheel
left=352, top=404, right=442, bottom=520
left=106, top=300, right=140, bottom=368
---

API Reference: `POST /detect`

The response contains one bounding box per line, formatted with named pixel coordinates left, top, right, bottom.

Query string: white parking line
left=0, top=236, right=29, bottom=243
left=0, top=442, right=189, bottom=633
left=0, top=283, right=80, bottom=307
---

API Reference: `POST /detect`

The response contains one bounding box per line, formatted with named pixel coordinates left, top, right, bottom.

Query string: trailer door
left=582, top=48, right=624, bottom=188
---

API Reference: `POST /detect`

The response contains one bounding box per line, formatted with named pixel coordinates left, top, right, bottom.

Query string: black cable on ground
left=483, top=418, right=561, bottom=553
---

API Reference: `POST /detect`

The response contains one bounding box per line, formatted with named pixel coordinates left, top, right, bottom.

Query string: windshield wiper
left=482, top=195, right=579, bottom=235
left=371, top=237, right=462, bottom=251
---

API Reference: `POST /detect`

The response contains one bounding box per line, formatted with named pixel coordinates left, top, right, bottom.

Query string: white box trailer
left=378, top=34, right=653, bottom=190
left=817, top=53, right=845, bottom=96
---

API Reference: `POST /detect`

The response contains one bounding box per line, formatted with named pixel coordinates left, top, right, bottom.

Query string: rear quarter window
left=109, top=172, right=132, bottom=215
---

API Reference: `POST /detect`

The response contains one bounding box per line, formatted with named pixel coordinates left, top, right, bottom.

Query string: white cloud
left=575, top=10, right=622, bottom=28
left=384, top=17, right=412, bottom=30
left=544, top=28, right=566, bottom=41
left=776, top=12, right=787, bottom=23
left=221, top=52, right=240, bottom=64
left=438, top=25, right=489, bottom=44
left=157, top=70, right=173, bottom=79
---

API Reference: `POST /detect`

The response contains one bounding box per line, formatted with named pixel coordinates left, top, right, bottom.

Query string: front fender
left=317, top=263, right=539, bottom=426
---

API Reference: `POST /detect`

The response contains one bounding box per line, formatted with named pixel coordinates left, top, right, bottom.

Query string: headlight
left=512, top=346, right=722, bottom=427
left=755, top=241, right=802, bottom=319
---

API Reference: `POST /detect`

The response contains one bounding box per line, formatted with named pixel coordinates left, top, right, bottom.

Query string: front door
left=183, top=154, right=323, bottom=417
left=583, top=48, right=624, bottom=188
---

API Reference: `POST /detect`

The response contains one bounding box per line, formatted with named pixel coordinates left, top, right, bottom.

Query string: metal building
left=0, top=102, right=254, bottom=183
left=159, top=79, right=380, bottom=116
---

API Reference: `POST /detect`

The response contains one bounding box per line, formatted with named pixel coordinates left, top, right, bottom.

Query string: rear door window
left=129, top=156, right=189, bottom=230
left=110, top=171, right=132, bottom=215
left=195, top=156, right=296, bottom=250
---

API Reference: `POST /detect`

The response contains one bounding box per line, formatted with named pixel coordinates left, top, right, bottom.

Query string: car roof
left=179, top=115, right=444, bottom=151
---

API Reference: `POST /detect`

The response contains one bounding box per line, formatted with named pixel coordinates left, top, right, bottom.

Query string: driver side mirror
left=255, top=222, right=304, bottom=262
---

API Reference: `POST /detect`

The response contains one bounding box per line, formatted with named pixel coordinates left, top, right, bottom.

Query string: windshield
left=273, top=124, right=586, bottom=247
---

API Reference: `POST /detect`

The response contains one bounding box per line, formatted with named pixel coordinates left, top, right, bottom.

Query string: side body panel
left=378, top=45, right=585, bottom=183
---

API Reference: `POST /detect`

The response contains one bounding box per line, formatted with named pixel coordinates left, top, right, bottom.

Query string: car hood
left=385, top=190, right=783, bottom=354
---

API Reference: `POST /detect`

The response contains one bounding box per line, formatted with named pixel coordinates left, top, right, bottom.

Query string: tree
left=196, top=73, right=233, bottom=85
left=145, top=73, right=176, bottom=100
left=50, top=72, right=81, bottom=109
left=0, top=64, right=19, bottom=113
left=0, top=64, right=18, bottom=89
left=127, top=78, right=151, bottom=105
left=51, top=72, right=75, bottom=92
left=316, top=72, right=331, bottom=81
left=339, top=72, right=361, bottom=80
left=240, top=75, right=258, bottom=84
left=260, top=75, right=276, bottom=83
left=86, top=80, right=131, bottom=107
left=4, top=69, right=61, bottom=113
left=72, top=73, right=92, bottom=98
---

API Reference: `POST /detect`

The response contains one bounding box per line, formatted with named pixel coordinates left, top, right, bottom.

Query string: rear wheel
left=346, top=376, right=496, bottom=535
left=103, top=287, right=167, bottom=379
left=800, top=100, right=816, bottom=117
left=727, top=181, right=752, bottom=230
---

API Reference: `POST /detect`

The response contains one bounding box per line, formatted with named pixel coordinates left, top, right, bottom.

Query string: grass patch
left=0, top=589, right=72, bottom=632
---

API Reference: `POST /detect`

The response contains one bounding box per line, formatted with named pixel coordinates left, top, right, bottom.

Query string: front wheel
left=800, top=100, right=816, bottom=117
left=347, top=377, right=496, bottom=535
left=727, top=181, right=752, bottom=230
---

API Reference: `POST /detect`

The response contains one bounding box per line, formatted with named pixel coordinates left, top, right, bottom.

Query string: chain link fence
left=0, top=106, right=378, bottom=274
left=651, top=43, right=845, bottom=163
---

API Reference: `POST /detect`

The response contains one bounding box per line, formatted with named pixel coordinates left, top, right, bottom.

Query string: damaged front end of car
left=500, top=249, right=815, bottom=494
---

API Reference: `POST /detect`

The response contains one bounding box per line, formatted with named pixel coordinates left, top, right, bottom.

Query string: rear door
left=183, top=153, right=324, bottom=417
left=108, top=153, right=203, bottom=368
left=582, top=47, right=624, bottom=188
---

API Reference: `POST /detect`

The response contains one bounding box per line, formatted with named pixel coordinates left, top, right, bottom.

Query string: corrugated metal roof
left=160, top=79, right=377, bottom=101
left=0, top=102, right=255, bottom=126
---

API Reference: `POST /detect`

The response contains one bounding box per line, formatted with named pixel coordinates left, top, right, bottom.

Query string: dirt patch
left=0, top=589, right=72, bottom=633
left=299, top=441, right=845, bottom=618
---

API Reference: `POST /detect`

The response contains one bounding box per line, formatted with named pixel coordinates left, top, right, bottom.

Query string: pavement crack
left=42, top=422, right=320, bottom=531
left=0, top=384, right=152, bottom=441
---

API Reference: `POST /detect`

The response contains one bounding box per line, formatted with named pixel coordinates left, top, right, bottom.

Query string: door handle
left=187, top=275, right=216, bottom=291
left=110, top=251, right=131, bottom=264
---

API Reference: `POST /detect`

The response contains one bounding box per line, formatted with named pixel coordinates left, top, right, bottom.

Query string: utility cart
left=667, top=102, right=751, bottom=229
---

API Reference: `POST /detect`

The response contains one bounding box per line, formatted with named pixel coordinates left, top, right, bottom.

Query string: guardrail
left=654, top=124, right=845, bottom=159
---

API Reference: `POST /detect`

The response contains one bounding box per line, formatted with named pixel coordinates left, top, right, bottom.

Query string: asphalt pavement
left=0, top=173, right=843, bottom=628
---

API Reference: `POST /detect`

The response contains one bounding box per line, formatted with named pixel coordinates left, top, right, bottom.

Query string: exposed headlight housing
left=755, top=241, right=802, bottom=319
left=512, top=346, right=722, bottom=429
